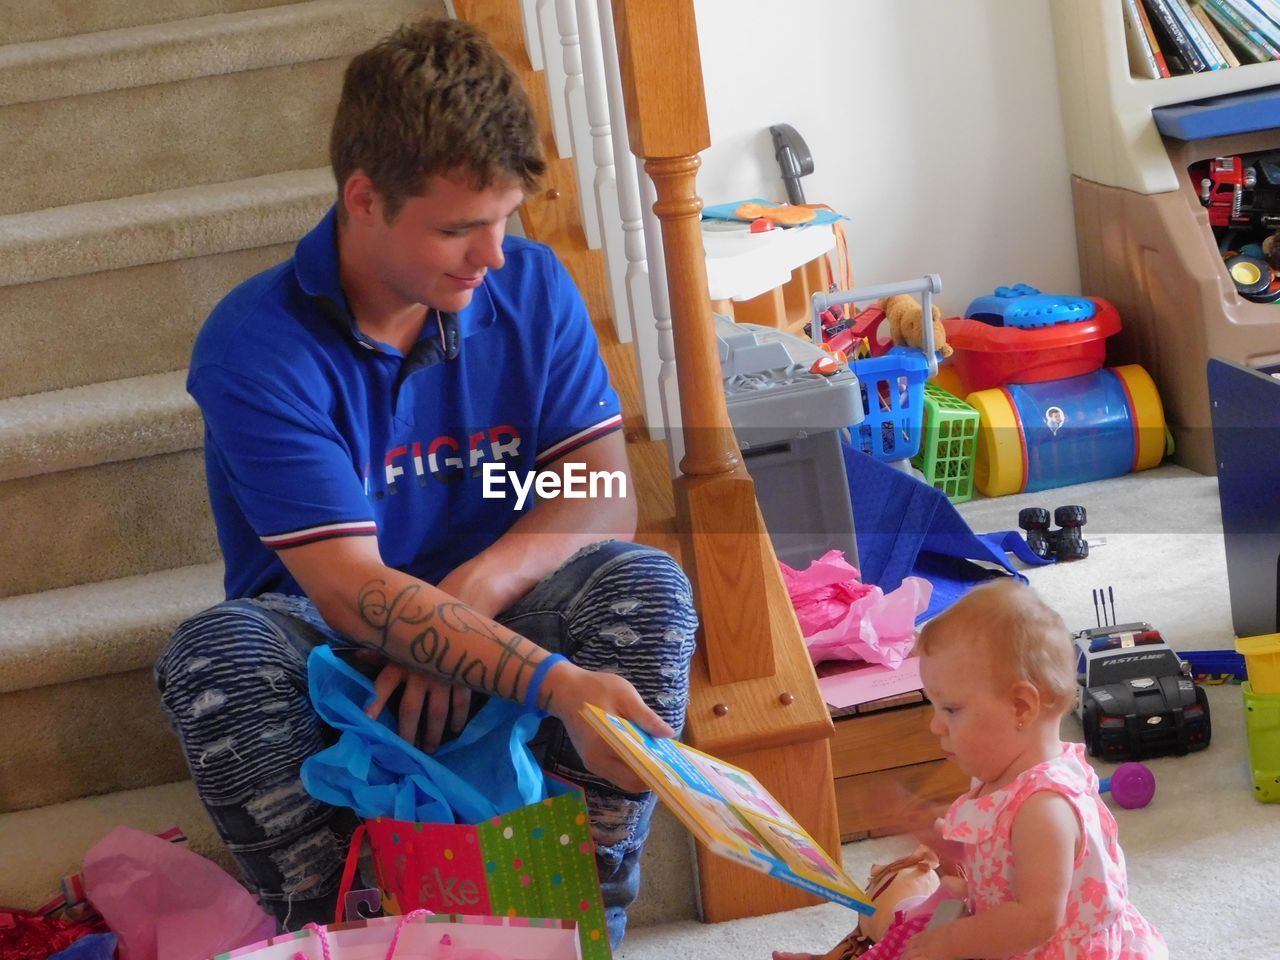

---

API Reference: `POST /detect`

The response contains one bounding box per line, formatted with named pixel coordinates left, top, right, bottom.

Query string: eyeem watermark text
left=481, top=461, right=627, bottom=510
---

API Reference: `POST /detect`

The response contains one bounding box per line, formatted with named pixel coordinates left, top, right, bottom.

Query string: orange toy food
left=734, top=201, right=817, bottom=225
left=764, top=204, right=817, bottom=225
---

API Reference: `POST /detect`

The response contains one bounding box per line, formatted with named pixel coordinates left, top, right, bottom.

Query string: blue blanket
left=842, top=444, right=1050, bottom=620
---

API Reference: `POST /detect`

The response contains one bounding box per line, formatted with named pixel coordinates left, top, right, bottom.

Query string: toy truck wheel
left=1057, top=537, right=1089, bottom=562
left=1196, top=685, right=1212, bottom=747
left=1018, top=507, right=1050, bottom=531
left=1055, top=504, right=1087, bottom=528
left=1082, top=702, right=1102, bottom=757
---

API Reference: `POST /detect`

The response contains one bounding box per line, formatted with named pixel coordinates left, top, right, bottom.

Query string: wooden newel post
left=604, top=1, right=841, bottom=921
left=610, top=0, right=775, bottom=684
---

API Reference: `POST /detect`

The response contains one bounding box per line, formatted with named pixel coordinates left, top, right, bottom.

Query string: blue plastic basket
left=851, top=347, right=930, bottom=462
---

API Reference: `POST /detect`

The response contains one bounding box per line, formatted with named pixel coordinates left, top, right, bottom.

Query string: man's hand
left=361, top=565, right=500, bottom=751
left=365, top=662, right=472, bottom=752
left=542, top=659, right=674, bottom=793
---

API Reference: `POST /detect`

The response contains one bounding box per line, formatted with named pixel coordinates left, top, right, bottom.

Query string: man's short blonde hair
left=916, top=579, right=1077, bottom=715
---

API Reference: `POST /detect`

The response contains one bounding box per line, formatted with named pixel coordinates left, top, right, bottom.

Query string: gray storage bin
left=717, top=315, right=863, bottom=569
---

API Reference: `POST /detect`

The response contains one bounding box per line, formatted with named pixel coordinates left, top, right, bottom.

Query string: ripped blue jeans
left=154, top=540, right=697, bottom=947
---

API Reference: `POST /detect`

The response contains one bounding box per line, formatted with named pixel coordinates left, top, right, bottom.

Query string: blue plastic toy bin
left=810, top=275, right=942, bottom=465
left=851, top=347, right=930, bottom=462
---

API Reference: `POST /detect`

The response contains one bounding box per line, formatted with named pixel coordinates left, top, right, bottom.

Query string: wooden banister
left=610, top=0, right=774, bottom=686
left=610, top=0, right=840, bottom=921
left=463, top=0, right=841, bottom=923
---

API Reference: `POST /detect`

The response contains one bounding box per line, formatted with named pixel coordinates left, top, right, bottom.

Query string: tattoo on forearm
left=356, top=580, right=541, bottom=700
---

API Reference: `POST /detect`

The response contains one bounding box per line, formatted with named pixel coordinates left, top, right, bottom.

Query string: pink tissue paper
left=781, top=550, right=931, bottom=668
left=83, top=826, right=275, bottom=960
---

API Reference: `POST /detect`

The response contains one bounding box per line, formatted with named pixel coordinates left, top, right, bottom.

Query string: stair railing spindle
left=575, top=0, right=631, bottom=341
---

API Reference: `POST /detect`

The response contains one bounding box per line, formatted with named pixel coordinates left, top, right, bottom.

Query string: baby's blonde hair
left=916, top=579, right=1077, bottom=716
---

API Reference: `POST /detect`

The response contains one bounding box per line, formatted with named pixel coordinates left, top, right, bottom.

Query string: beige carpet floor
left=620, top=464, right=1280, bottom=959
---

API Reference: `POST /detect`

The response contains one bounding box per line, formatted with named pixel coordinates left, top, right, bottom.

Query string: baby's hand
left=904, top=927, right=951, bottom=960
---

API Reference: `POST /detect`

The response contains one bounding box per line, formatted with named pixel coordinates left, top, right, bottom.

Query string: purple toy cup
left=1100, top=761, right=1156, bottom=809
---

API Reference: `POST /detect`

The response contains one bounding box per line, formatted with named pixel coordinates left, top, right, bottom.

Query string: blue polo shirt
left=189, top=207, right=622, bottom=600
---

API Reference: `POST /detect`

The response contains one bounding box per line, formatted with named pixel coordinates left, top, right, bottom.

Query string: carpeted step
left=0, top=0, right=311, bottom=46
left=0, top=167, right=333, bottom=399
left=0, top=563, right=223, bottom=813
left=0, top=374, right=217, bottom=598
left=0, top=0, right=432, bottom=215
left=0, top=371, right=200, bottom=483
left=0, top=780, right=231, bottom=912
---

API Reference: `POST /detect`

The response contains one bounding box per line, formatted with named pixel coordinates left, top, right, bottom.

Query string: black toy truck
left=1073, top=621, right=1211, bottom=760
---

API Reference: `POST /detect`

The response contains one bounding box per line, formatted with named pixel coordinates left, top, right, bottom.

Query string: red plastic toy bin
left=942, top=297, right=1122, bottom=395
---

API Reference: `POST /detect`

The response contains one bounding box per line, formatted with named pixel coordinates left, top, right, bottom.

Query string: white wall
left=692, top=0, right=1080, bottom=315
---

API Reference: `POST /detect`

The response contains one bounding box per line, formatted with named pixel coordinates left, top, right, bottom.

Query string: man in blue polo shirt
left=154, top=16, right=696, bottom=944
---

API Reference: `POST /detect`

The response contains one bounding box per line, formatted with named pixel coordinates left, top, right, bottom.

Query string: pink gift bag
left=214, top=911, right=582, bottom=960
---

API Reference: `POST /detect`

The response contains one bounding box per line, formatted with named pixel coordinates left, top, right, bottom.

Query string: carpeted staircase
left=0, top=0, right=700, bottom=928
left=0, top=0, right=440, bottom=908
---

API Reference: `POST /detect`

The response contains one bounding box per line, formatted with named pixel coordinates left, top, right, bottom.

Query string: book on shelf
left=1137, top=0, right=1175, bottom=73
left=1193, top=3, right=1244, bottom=64
left=1126, top=0, right=1171, bottom=75
left=1206, top=0, right=1280, bottom=56
left=1172, top=0, right=1229, bottom=66
left=1241, top=0, right=1280, bottom=51
left=1249, top=0, right=1280, bottom=28
left=579, top=703, right=875, bottom=915
left=1200, top=0, right=1273, bottom=62
left=1145, top=0, right=1210, bottom=72
left=1223, top=0, right=1280, bottom=51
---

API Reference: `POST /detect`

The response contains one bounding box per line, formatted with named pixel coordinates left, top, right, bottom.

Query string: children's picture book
left=580, top=703, right=875, bottom=915
left=1124, top=0, right=1166, bottom=76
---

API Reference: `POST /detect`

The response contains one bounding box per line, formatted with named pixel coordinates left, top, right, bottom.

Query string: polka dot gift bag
left=300, top=647, right=609, bottom=960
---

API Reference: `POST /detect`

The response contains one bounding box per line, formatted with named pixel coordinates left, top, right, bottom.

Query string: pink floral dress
left=939, top=742, right=1167, bottom=959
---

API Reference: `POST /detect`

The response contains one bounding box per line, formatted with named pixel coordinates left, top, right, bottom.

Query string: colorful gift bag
left=302, top=648, right=612, bottom=960
left=213, top=912, right=582, bottom=960
left=335, top=782, right=610, bottom=960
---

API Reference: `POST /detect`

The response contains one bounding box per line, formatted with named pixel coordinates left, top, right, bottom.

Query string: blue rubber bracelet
left=524, top=653, right=569, bottom=713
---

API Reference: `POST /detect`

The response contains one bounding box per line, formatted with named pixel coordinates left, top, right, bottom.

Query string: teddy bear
left=1263, top=230, right=1280, bottom=271
left=878, top=294, right=953, bottom=359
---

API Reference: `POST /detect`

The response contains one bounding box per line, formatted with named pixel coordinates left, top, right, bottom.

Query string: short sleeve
left=190, top=363, right=376, bottom=548
left=533, top=257, right=622, bottom=466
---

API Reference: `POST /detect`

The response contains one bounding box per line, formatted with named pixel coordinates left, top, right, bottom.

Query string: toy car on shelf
left=1195, top=153, right=1280, bottom=231
left=1073, top=621, right=1211, bottom=760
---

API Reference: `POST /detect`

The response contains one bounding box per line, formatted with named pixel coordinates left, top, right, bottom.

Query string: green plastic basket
left=912, top=382, right=979, bottom=503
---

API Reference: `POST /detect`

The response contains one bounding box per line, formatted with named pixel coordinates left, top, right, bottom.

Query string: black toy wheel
left=1019, top=507, right=1050, bottom=531
left=1056, top=537, right=1089, bottom=562
left=1055, top=504, right=1087, bottom=527
left=1197, top=684, right=1212, bottom=747
left=1082, top=702, right=1101, bottom=757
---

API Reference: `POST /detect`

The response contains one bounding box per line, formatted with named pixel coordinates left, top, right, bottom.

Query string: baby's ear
left=1010, top=679, right=1042, bottom=726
